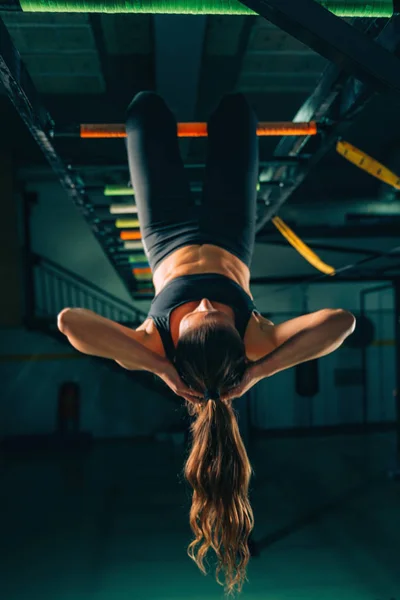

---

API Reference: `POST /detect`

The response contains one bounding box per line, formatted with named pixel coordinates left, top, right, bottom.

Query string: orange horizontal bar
left=120, top=230, right=142, bottom=240
left=178, top=122, right=208, bottom=137
left=80, top=121, right=318, bottom=139
left=133, top=267, right=152, bottom=275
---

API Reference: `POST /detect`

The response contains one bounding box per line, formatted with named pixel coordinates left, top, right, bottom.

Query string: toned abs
left=152, top=244, right=253, bottom=298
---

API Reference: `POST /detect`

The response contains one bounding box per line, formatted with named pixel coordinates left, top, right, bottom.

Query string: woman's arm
left=251, top=309, right=356, bottom=379
left=57, top=308, right=166, bottom=373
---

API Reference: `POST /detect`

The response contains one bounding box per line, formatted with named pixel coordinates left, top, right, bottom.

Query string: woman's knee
left=125, top=91, right=171, bottom=128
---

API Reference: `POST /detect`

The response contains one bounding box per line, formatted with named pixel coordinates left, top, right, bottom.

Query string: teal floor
left=1, top=431, right=399, bottom=599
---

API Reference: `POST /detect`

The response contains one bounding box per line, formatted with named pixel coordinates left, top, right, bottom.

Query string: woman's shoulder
left=244, top=311, right=275, bottom=361
left=253, top=311, right=274, bottom=328
left=135, top=318, right=166, bottom=358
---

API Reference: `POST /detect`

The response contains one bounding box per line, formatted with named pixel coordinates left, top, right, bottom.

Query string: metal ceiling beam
left=195, top=16, right=256, bottom=119
left=154, top=15, right=206, bottom=159
left=255, top=241, right=400, bottom=290
left=238, top=0, right=400, bottom=94
left=250, top=274, right=398, bottom=284
left=258, top=239, right=389, bottom=257
left=256, top=222, right=400, bottom=239
left=252, top=15, right=400, bottom=232
left=88, top=14, right=108, bottom=93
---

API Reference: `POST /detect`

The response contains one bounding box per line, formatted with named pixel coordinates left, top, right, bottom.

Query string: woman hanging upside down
left=58, top=91, right=355, bottom=597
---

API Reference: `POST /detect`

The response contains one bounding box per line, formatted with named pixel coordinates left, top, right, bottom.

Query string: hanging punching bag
left=343, top=314, right=375, bottom=349
left=295, top=359, right=320, bottom=397
left=57, top=381, right=80, bottom=435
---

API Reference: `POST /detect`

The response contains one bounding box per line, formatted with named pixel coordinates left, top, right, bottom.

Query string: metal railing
left=23, top=253, right=180, bottom=403
left=26, top=253, right=148, bottom=326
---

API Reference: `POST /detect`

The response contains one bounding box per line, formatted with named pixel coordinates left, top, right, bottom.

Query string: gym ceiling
left=1, top=5, right=400, bottom=290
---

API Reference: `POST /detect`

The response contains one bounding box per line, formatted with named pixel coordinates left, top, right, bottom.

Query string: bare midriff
left=152, top=244, right=253, bottom=299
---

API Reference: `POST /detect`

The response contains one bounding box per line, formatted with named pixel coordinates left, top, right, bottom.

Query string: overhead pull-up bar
left=1, top=0, right=396, bottom=15
left=55, top=121, right=318, bottom=139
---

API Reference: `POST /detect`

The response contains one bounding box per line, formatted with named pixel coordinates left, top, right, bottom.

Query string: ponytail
left=174, top=321, right=255, bottom=596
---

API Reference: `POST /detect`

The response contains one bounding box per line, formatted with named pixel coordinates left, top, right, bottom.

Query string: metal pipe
left=359, top=291, right=368, bottom=428
left=394, top=279, right=400, bottom=469
left=22, top=192, right=36, bottom=326
left=62, top=121, right=318, bottom=139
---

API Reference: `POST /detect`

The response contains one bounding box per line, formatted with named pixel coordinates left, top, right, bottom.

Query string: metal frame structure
left=252, top=13, right=400, bottom=231
left=0, top=14, right=306, bottom=297
left=239, top=0, right=400, bottom=94
left=1, top=6, right=399, bottom=557
left=1, top=7, right=400, bottom=299
left=0, top=16, right=146, bottom=296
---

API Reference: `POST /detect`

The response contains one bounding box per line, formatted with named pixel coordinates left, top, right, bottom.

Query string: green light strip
left=104, top=185, right=134, bottom=196
left=20, top=0, right=393, bottom=16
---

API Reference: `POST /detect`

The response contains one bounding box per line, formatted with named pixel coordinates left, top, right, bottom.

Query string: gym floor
left=1, top=431, right=399, bottom=600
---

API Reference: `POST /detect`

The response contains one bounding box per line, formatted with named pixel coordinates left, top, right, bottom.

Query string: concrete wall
left=0, top=327, right=182, bottom=439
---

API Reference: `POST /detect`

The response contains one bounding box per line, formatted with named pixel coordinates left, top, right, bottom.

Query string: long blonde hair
left=174, top=322, right=255, bottom=597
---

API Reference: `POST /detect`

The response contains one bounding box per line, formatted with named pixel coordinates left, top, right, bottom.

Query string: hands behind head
left=156, top=358, right=203, bottom=405
left=220, top=364, right=261, bottom=402
left=156, top=358, right=261, bottom=405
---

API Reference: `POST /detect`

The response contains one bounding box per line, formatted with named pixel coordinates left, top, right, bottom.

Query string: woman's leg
left=200, top=93, right=259, bottom=268
left=125, top=92, right=200, bottom=273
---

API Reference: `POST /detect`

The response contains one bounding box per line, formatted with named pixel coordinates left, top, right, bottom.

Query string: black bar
left=359, top=292, right=368, bottom=427
left=22, top=192, right=36, bottom=326
left=257, top=222, right=400, bottom=240
left=39, top=270, right=46, bottom=316
left=250, top=275, right=397, bottom=285
left=360, top=284, right=394, bottom=295
left=380, top=261, right=400, bottom=274
left=49, top=272, right=56, bottom=314
left=87, top=15, right=108, bottom=93
left=258, top=239, right=388, bottom=257
left=394, top=279, right=400, bottom=467
left=238, top=0, right=400, bottom=94
left=267, top=244, right=400, bottom=291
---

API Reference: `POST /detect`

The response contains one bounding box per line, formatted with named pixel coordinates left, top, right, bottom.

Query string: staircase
left=24, top=253, right=180, bottom=405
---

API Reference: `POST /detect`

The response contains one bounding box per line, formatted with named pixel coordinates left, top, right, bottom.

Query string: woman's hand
left=221, top=364, right=262, bottom=402
left=155, top=359, right=203, bottom=405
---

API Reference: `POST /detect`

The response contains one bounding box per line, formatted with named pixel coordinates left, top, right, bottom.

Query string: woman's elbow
left=336, top=309, right=356, bottom=335
left=57, top=307, right=73, bottom=333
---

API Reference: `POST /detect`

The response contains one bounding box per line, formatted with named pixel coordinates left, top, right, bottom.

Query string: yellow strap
left=336, top=140, right=400, bottom=189
left=272, top=216, right=336, bottom=276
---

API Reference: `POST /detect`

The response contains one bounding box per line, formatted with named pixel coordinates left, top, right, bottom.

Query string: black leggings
left=125, top=91, right=259, bottom=274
